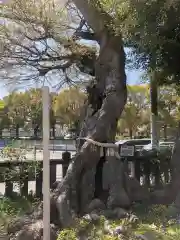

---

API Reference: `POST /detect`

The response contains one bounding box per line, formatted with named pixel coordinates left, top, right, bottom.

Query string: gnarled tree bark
left=7, top=0, right=132, bottom=238
left=53, top=0, right=128, bottom=225
left=7, top=2, right=180, bottom=239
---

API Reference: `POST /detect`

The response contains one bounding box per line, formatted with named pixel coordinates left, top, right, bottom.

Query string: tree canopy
left=0, top=0, right=180, bottom=138
left=0, top=87, right=85, bottom=132
left=1, top=0, right=180, bottom=88
left=108, top=0, right=180, bottom=85
left=0, top=0, right=95, bottom=88
left=0, top=85, right=178, bottom=140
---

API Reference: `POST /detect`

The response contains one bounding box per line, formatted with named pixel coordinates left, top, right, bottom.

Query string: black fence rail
left=0, top=149, right=172, bottom=199
left=0, top=138, right=76, bottom=152
left=0, top=126, right=73, bottom=139
left=122, top=148, right=172, bottom=188
left=0, top=151, right=71, bottom=199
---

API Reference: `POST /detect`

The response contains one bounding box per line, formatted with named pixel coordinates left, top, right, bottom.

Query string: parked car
left=115, top=138, right=151, bottom=150
left=142, top=141, right=174, bottom=151
left=64, top=133, right=76, bottom=140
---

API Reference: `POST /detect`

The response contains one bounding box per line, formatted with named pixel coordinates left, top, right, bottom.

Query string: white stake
left=42, top=86, right=50, bottom=240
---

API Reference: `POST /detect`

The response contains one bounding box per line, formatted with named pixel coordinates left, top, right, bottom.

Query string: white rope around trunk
left=77, top=137, right=121, bottom=159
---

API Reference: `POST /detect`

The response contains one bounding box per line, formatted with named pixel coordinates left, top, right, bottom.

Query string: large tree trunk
left=53, top=0, right=180, bottom=226
left=7, top=1, right=135, bottom=238
left=53, top=0, right=128, bottom=225
left=8, top=2, right=180, bottom=239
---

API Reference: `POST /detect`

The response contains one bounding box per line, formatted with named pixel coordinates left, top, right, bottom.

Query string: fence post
left=36, top=162, right=43, bottom=199
left=163, top=158, right=171, bottom=183
left=144, top=162, right=151, bottom=187
left=4, top=162, right=13, bottom=197
left=50, top=162, right=56, bottom=189
left=134, top=158, right=141, bottom=182
left=130, top=161, right=135, bottom=178
left=123, top=157, right=129, bottom=174
left=20, top=178, right=28, bottom=197
left=62, top=151, right=71, bottom=177
left=154, top=163, right=161, bottom=187
left=20, top=163, right=28, bottom=197
left=5, top=181, right=13, bottom=197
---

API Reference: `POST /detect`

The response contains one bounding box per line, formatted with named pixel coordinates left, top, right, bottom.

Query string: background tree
left=2, top=89, right=56, bottom=138
left=0, top=100, right=10, bottom=136
left=53, top=87, right=86, bottom=128
left=117, top=85, right=150, bottom=138
left=25, top=88, right=42, bottom=137
left=3, top=92, right=28, bottom=137
left=112, top=0, right=180, bottom=86
left=158, top=86, right=178, bottom=140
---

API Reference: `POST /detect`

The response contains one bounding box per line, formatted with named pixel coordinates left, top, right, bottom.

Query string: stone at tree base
left=103, top=157, right=121, bottom=190
left=135, top=233, right=151, bottom=240
left=163, top=192, right=180, bottom=222
left=104, top=221, right=127, bottom=237
left=126, top=176, right=150, bottom=202
left=103, top=207, right=128, bottom=219
left=52, top=181, right=61, bottom=190
left=107, top=186, right=131, bottom=209
left=103, top=157, right=131, bottom=208
left=56, top=191, right=75, bottom=228
left=104, top=157, right=149, bottom=206
left=86, top=198, right=106, bottom=213
left=83, top=212, right=101, bottom=222
left=10, top=220, right=57, bottom=240
left=174, top=192, right=180, bottom=209
left=112, top=208, right=128, bottom=219
left=80, top=168, right=96, bottom=213
left=135, top=231, right=159, bottom=240
left=81, top=154, right=144, bottom=214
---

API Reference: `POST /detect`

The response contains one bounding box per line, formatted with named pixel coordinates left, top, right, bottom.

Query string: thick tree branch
left=72, top=0, right=111, bottom=34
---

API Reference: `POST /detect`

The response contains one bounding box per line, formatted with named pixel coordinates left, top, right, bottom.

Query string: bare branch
left=72, top=0, right=112, bottom=34
left=0, top=0, right=99, bottom=89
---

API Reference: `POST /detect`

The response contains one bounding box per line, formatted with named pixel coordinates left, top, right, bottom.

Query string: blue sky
left=0, top=30, right=145, bottom=98
left=0, top=42, right=144, bottom=98
left=0, top=69, right=143, bottom=98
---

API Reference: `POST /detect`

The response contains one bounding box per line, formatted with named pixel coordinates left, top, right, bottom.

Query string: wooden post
left=42, top=86, right=50, bottom=240
left=123, top=158, right=129, bottom=174
left=4, top=162, right=13, bottom=197
left=154, top=163, right=161, bottom=187
left=164, top=159, right=171, bottom=183
left=5, top=181, right=13, bottom=197
left=130, top=161, right=135, bottom=178
left=36, top=162, right=43, bottom=199
left=34, top=146, right=36, bottom=161
left=20, top=178, right=28, bottom=197
left=62, top=151, right=71, bottom=177
left=50, top=163, right=56, bottom=189
left=19, top=162, right=28, bottom=197
left=144, top=162, right=151, bottom=187
left=134, top=158, right=141, bottom=182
